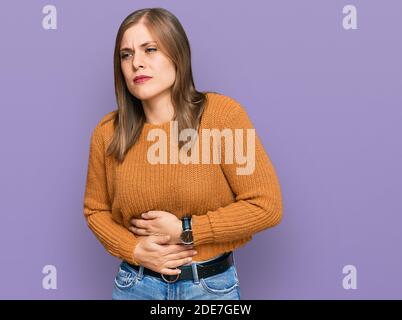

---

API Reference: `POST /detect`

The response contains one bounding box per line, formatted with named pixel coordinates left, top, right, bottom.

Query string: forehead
left=120, top=23, right=154, bottom=48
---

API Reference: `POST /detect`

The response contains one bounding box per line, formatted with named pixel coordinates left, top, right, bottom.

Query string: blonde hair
left=107, top=7, right=208, bottom=163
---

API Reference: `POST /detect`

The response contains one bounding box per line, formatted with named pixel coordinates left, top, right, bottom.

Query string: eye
left=146, top=47, right=157, bottom=53
left=120, top=53, right=131, bottom=60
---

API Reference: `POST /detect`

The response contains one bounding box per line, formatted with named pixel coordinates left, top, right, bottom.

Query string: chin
left=130, top=91, right=151, bottom=101
left=133, top=89, right=166, bottom=102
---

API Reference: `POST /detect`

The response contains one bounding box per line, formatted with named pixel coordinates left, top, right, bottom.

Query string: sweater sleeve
left=83, top=124, right=140, bottom=265
left=191, top=99, right=283, bottom=245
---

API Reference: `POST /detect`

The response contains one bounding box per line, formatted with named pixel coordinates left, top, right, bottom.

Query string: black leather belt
left=126, top=251, right=234, bottom=283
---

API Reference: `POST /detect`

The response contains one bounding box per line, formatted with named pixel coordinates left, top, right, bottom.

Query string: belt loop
left=191, top=263, right=200, bottom=284
left=137, top=265, right=144, bottom=281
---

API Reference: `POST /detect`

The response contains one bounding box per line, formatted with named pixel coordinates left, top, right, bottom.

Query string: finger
left=152, top=234, right=171, bottom=245
left=133, top=219, right=147, bottom=228
left=166, top=249, right=197, bottom=261
left=142, top=211, right=158, bottom=219
left=129, top=226, right=150, bottom=236
left=158, top=245, right=194, bottom=260
left=165, top=257, right=193, bottom=269
left=160, top=267, right=182, bottom=276
left=164, top=244, right=194, bottom=254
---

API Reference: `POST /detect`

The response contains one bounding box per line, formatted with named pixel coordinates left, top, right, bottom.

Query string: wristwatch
left=180, top=216, right=193, bottom=245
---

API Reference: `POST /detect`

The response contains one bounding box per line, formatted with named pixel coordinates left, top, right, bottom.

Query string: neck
left=141, top=90, right=175, bottom=125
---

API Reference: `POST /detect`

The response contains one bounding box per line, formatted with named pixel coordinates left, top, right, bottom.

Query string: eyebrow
left=120, top=41, right=157, bottom=52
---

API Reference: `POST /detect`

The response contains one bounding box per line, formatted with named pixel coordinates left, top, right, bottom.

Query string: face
left=119, top=23, right=176, bottom=102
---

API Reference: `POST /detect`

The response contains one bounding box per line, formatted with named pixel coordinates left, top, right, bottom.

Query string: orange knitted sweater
left=83, top=92, right=283, bottom=265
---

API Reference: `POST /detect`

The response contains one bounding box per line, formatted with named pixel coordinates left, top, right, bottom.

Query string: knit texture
left=83, top=92, right=283, bottom=265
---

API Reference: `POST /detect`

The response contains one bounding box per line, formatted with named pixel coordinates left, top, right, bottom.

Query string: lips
left=134, top=75, right=152, bottom=83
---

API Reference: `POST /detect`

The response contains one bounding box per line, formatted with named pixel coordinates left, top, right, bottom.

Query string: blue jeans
left=112, top=258, right=241, bottom=300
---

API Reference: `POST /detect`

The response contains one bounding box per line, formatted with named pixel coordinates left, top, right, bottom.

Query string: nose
left=132, top=52, right=145, bottom=70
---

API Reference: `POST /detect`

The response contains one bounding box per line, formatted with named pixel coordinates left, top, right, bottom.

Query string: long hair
left=106, top=7, right=208, bottom=163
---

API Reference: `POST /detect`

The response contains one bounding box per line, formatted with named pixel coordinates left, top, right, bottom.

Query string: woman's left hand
left=129, top=210, right=182, bottom=244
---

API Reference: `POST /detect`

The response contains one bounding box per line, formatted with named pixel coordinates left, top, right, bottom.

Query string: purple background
left=0, top=0, right=401, bottom=299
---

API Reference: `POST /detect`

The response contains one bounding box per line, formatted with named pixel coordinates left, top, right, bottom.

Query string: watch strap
left=182, top=216, right=192, bottom=231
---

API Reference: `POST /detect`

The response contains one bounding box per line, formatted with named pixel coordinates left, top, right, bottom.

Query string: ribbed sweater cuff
left=119, top=237, right=139, bottom=266
left=191, top=214, right=214, bottom=245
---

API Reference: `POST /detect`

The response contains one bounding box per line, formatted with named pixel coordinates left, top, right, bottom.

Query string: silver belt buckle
left=161, top=271, right=180, bottom=283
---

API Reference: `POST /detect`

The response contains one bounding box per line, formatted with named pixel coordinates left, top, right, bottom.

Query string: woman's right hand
left=133, top=234, right=198, bottom=275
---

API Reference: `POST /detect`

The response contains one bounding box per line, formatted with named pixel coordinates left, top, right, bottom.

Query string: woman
left=83, top=7, right=283, bottom=300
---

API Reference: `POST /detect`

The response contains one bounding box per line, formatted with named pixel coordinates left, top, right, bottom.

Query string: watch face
left=181, top=230, right=193, bottom=243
